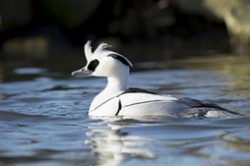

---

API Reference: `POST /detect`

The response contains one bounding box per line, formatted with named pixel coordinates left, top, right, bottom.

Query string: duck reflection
left=85, top=117, right=155, bottom=166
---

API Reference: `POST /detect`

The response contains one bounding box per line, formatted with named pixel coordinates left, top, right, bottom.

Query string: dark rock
left=204, top=0, right=250, bottom=54
left=169, top=0, right=250, bottom=54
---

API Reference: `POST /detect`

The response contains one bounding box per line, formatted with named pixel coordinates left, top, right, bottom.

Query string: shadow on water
left=0, top=49, right=250, bottom=165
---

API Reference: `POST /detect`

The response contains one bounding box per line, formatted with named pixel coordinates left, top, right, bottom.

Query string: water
left=0, top=53, right=250, bottom=166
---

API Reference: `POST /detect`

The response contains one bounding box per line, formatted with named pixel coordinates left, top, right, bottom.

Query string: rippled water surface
left=0, top=54, right=250, bottom=166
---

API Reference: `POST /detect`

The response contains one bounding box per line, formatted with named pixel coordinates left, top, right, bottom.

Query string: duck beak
left=71, top=67, right=92, bottom=77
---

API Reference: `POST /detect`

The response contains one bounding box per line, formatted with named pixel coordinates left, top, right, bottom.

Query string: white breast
left=88, top=96, right=120, bottom=116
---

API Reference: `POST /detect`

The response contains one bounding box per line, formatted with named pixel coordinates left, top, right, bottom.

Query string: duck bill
left=71, top=67, right=92, bottom=77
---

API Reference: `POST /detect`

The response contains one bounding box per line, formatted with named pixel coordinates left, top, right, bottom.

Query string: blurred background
left=0, top=0, right=250, bottom=82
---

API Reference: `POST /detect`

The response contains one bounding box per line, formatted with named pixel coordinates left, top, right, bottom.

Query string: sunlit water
left=0, top=54, right=250, bottom=166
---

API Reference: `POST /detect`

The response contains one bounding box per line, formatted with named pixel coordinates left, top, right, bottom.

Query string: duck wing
left=119, top=88, right=242, bottom=117
left=176, top=97, right=242, bottom=117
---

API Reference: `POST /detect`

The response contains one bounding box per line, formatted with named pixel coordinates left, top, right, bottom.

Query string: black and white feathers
left=72, top=41, right=242, bottom=118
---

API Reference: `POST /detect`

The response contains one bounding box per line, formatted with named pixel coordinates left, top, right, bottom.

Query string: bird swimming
left=72, top=41, right=242, bottom=118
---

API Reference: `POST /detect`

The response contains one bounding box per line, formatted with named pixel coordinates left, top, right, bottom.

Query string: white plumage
left=72, top=41, right=242, bottom=118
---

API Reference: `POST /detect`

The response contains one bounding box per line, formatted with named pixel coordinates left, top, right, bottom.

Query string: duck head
left=72, top=41, right=133, bottom=78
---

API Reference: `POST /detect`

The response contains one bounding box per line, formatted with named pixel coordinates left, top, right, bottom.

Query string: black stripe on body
left=123, top=100, right=165, bottom=108
left=115, top=99, right=166, bottom=116
left=115, top=99, right=122, bottom=116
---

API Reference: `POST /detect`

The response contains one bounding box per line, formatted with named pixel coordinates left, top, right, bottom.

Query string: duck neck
left=104, top=75, right=128, bottom=95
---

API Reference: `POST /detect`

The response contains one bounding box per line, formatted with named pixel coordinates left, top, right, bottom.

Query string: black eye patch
left=87, top=59, right=100, bottom=71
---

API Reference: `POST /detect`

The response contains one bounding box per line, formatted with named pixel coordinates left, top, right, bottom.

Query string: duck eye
left=87, top=59, right=100, bottom=71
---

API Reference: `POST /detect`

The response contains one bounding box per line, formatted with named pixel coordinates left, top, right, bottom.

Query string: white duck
left=72, top=41, right=242, bottom=118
